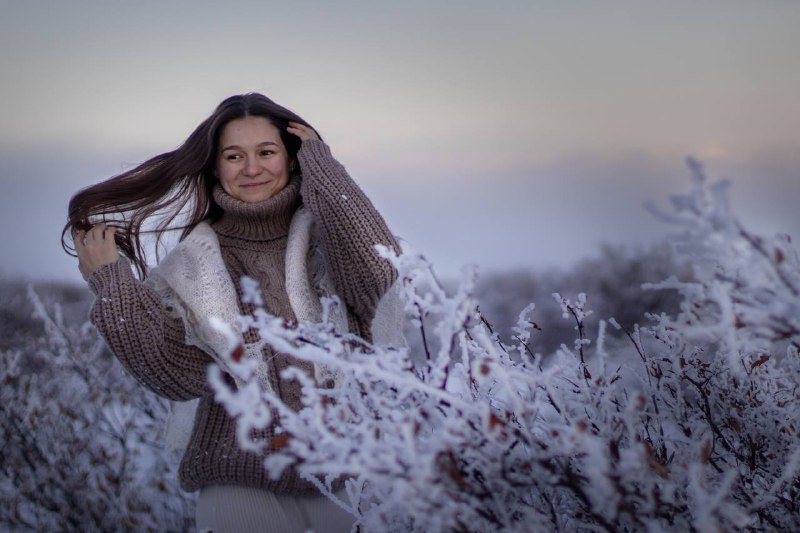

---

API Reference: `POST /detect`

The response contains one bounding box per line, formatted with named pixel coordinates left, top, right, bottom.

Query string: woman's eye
left=225, top=154, right=241, bottom=161
left=260, top=150, right=274, bottom=157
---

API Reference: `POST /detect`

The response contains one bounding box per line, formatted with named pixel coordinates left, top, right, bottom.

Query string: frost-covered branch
left=0, top=289, right=193, bottom=531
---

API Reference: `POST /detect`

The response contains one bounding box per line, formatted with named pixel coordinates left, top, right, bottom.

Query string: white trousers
left=195, top=485, right=355, bottom=533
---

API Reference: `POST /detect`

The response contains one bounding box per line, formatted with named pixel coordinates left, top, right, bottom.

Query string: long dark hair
left=62, top=93, right=318, bottom=278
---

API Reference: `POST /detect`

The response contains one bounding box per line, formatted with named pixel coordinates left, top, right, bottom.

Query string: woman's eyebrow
left=220, top=141, right=279, bottom=152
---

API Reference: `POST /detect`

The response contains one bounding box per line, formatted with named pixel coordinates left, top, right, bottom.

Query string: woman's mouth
left=240, top=181, right=269, bottom=188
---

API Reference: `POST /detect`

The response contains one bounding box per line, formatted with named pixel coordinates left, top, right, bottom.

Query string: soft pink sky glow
left=2, top=1, right=798, bottom=280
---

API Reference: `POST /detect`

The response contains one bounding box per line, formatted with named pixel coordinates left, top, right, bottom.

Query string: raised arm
left=290, top=124, right=399, bottom=323
left=87, top=257, right=214, bottom=401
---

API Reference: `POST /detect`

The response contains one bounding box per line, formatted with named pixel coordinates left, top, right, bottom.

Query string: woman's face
left=216, top=116, right=291, bottom=203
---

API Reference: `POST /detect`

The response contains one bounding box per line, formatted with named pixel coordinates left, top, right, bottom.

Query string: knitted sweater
left=88, top=139, right=399, bottom=494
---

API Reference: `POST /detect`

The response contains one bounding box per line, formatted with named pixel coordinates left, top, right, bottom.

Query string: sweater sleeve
left=88, top=256, right=214, bottom=401
left=297, top=138, right=400, bottom=322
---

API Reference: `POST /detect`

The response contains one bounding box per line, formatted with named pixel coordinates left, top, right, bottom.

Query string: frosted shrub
left=473, top=241, right=691, bottom=358
left=211, top=159, right=799, bottom=532
left=0, top=288, right=193, bottom=531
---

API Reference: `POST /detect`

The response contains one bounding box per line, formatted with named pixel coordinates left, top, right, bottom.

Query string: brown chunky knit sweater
left=88, top=139, right=398, bottom=494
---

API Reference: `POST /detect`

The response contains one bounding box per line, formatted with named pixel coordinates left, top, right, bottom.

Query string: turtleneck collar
left=211, top=175, right=301, bottom=241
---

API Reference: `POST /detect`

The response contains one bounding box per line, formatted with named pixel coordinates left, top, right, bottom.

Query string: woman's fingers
left=86, top=223, right=107, bottom=243
left=73, top=229, right=87, bottom=252
left=103, top=225, right=117, bottom=241
left=74, top=223, right=120, bottom=281
left=287, top=121, right=320, bottom=142
left=286, top=122, right=305, bottom=139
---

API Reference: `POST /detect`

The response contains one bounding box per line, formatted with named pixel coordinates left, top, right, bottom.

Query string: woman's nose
left=243, top=158, right=261, bottom=176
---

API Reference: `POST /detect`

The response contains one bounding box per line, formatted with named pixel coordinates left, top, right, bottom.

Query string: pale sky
left=2, top=1, right=798, bottom=281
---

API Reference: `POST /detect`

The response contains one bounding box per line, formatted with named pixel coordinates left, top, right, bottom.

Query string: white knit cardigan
left=144, top=206, right=405, bottom=451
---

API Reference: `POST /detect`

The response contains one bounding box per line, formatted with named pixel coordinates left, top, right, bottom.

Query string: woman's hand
left=74, top=223, right=120, bottom=281
left=286, top=121, right=320, bottom=142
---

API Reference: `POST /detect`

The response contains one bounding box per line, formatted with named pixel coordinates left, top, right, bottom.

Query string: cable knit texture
left=212, top=175, right=315, bottom=407
left=88, top=138, right=399, bottom=494
left=297, top=140, right=399, bottom=329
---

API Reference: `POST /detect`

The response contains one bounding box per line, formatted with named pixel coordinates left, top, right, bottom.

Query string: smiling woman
left=217, top=116, right=296, bottom=203
left=61, top=93, right=400, bottom=532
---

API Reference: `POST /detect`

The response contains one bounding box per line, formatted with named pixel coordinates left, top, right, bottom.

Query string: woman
left=63, top=93, right=400, bottom=532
